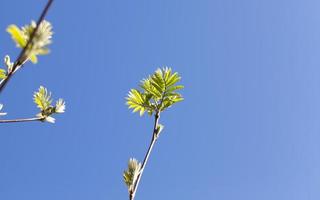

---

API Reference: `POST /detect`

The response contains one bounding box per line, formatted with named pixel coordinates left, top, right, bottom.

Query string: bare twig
left=0, top=0, right=54, bottom=94
left=0, top=116, right=44, bottom=123
left=130, top=112, right=160, bottom=200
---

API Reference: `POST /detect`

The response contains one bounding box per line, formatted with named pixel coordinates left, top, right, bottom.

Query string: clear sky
left=1, top=0, right=320, bottom=199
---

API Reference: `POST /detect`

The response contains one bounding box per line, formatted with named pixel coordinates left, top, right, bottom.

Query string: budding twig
left=130, top=112, right=160, bottom=200
left=0, top=0, right=54, bottom=94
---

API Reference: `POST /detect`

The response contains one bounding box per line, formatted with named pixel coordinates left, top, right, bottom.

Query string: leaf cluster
left=6, top=20, right=52, bottom=64
left=33, top=86, right=65, bottom=123
left=126, top=67, right=184, bottom=116
left=1, top=20, right=53, bottom=82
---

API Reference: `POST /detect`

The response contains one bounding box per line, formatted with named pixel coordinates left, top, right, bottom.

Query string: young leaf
left=7, top=20, right=53, bottom=64
left=127, top=67, right=184, bottom=115
left=6, top=25, right=26, bottom=48
left=165, top=85, right=184, bottom=94
left=4, top=55, right=13, bottom=73
left=166, top=72, right=181, bottom=87
left=0, top=69, right=6, bottom=79
left=150, top=69, right=165, bottom=94
left=140, top=78, right=161, bottom=99
left=33, top=86, right=66, bottom=123
left=55, top=99, right=66, bottom=113
left=123, top=158, right=141, bottom=193
left=155, top=124, right=164, bottom=137
left=34, top=86, right=52, bottom=111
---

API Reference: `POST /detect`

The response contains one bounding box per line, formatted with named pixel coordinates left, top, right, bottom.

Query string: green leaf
left=126, top=89, right=152, bottom=116
left=139, top=107, right=145, bottom=116
left=6, top=25, right=26, bottom=48
left=150, top=81, right=164, bottom=95
left=161, top=93, right=184, bottom=110
left=163, top=67, right=172, bottom=83
left=7, top=21, right=53, bottom=65
left=0, top=69, right=6, bottom=79
left=165, top=85, right=184, bottom=94
left=29, top=54, right=38, bottom=64
left=140, top=79, right=161, bottom=99
left=33, top=86, right=52, bottom=111
left=155, top=123, right=164, bottom=137
left=152, top=69, right=165, bottom=89
left=33, top=86, right=65, bottom=123
left=171, top=96, right=184, bottom=103
left=166, top=72, right=181, bottom=87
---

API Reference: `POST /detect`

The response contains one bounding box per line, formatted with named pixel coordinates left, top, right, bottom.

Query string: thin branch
left=0, top=117, right=43, bottom=123
left=0, top=0, right=54, bottom=94
left=130, top=112, right=160, bottom=200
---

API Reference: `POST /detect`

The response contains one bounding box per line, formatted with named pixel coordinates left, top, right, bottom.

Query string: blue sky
left=1, top=0, right=320, bottom=199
